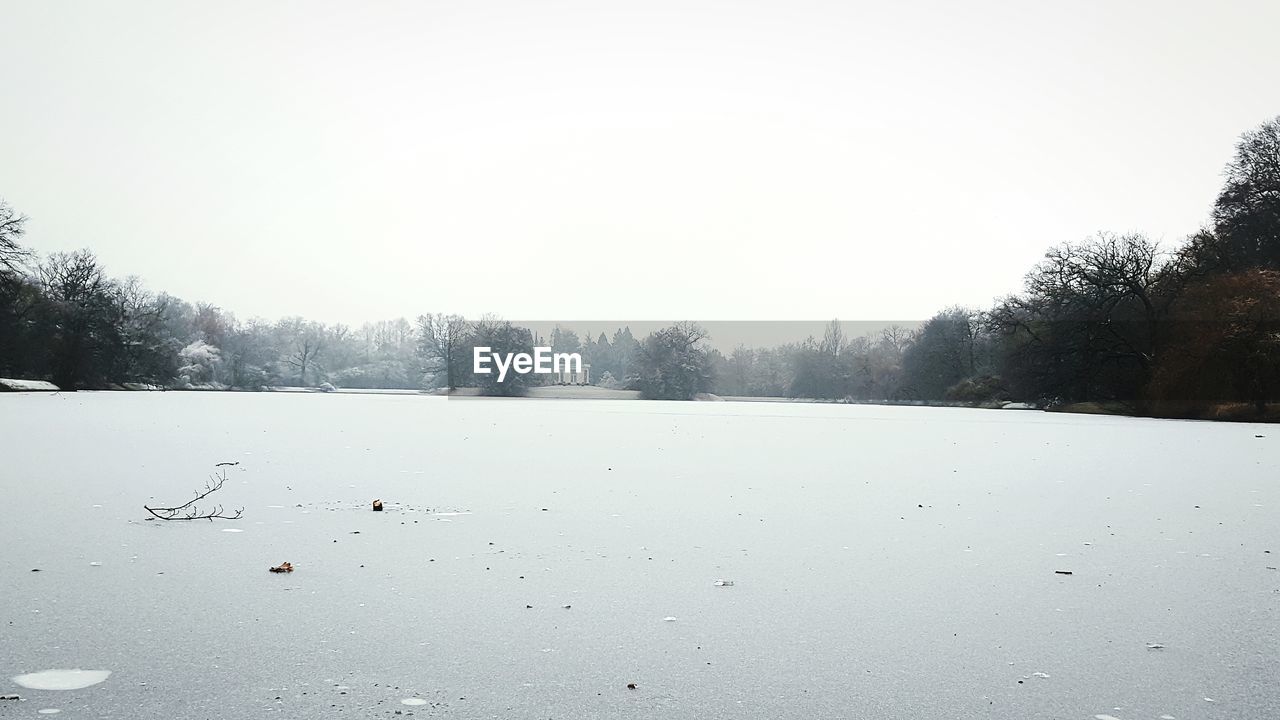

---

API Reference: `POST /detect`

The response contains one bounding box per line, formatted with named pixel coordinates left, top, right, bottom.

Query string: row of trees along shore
left=2, top=116, right=1278, bottom=419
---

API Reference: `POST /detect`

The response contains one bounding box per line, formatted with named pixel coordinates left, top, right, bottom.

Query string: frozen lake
left=1, top=392, right=1276, bottom=719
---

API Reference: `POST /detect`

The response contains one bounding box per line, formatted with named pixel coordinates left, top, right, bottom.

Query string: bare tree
left=109, top=275, right=174, bottom=382
left=277, top=318, right=327, bottom=386
left=0, top=199, right=32, bottom=275
left=990, top=232, right=1169, bottom=404
left=900, top=307, right=984, bottom=400
left=668, top=321, right=709, bottom=349
left=1212, top=115, right=1280, bottom=270
left=820, top=319, right=845, bottom=357
left=192, top=302, right=235, bottom=349
left=1025, top=232, right=1165, bottom=373
left=224, top=318, right=273, bottom=388
left=416, top=313, right=470, bottom=389
left=38, top=250, right=118, bottom=389
left=879, top=325, right=911, bottom=355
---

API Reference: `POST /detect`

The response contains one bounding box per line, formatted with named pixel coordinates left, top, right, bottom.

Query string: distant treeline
left=2, top=116, right=1278, bottom=418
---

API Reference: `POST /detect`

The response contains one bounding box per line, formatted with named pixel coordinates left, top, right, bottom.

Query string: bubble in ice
left=401, top=698, right=427, bottom=706
left=13, top=669, right=111, bottom=690
left=221, top=528, right=244, bottom=533
left=38, top=710, right=61, bottom=715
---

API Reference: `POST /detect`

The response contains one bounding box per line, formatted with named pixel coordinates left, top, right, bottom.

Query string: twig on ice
left=144, top=470, right=244, bottom=521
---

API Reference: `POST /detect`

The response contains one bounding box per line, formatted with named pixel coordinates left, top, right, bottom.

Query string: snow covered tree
left=628, top=322, right=713, bottom=400
left=177, top=339, right=222, bottom=384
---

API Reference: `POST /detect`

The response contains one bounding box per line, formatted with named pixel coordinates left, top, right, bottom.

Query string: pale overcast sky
left=1, top=1, right=1277, bottom=325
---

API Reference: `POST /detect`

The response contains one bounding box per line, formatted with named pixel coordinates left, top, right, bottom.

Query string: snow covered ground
left=0, top=392, right=1276, bottom=719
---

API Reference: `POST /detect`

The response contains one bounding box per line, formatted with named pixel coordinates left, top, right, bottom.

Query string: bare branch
left=144, top=470, right=244, bottom=521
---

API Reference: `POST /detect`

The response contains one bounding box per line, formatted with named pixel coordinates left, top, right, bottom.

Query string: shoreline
left=4, top=379, right=1277, bottom=423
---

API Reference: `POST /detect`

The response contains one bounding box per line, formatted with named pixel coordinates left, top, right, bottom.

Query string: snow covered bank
left=0, top=378, right=59, bottom=392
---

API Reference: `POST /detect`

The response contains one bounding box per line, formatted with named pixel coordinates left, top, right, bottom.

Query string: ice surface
left=12, top=669, right=111, bottom=690
left=1, top=392, right=1277, bottom=718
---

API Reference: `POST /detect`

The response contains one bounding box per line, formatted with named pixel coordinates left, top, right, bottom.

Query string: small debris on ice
left=626, top=683, right=637, bottom=690
left=1146, top=643, right=1165, bottom=649
left=372, top=499, right=383, bottom=511
left=713, top=580, right=734, bottom=587
left=269, top=561, right=294, bottom=573
left=0, top=694, right=19, bottom=700
left=1054, top=570, right=1072, bottom=575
